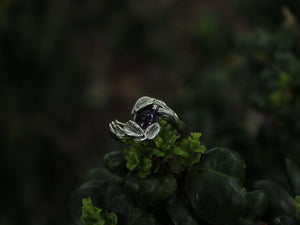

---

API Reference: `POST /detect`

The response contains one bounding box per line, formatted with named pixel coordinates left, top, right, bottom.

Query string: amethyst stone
left=134, top=106, right=158, bottom=131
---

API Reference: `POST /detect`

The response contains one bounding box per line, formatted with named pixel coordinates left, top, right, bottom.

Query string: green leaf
left=190, top=132, right=202, bottom=140
left=285, top=158, right=300, bottom=195
left=104, top=151, right=127, bottom=176
left=254, top=180, right=296, bottom=218
left=244, top=190, right=269, bottom=221
left=173, top=132, right=205, bottom=169
left=188, top=152, right=201, bottom=166
left=124, top=173, right=177, bottom=205
left=199, top=147, right=246, bottom=183
left=109, top=195, right=158, bottom=225
left=193, top=146, right=206, bottom=153
left=173, top=147, right=189, bottom=158
left=294, top=196, right=300, bottom=222
left=184, top=167, right=249, bottom=224
left=105, top=213, right=118, bottom=225
left=153, top=148, right=165, bottom=157
left=165, top=195, right=198, bottom=225
left=154, top=137, right=164, bottom=149
left=138, top=158, right=152, bottom=178
left=69, top=169, right=122, bottom=225
left=126, top=149, right=139, bottom=170
left=153, top=118, right=178, bottom=151
left=81, top=197, right=105, bottom=225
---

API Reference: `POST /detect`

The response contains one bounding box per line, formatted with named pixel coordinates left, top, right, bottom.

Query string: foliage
left=70, top=123, right=273, bottom=225
left=81, top=197, right=118, bottom=225
left=123, top=118, right=206, bottom=178
left=4, top=0, right=300, bottom=224
left=70, top=92, right=300, bottom=225
left=254, top=158, right=300, bottom=225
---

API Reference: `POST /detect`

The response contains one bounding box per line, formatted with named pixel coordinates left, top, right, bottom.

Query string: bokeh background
left=2, top=0, right=300, bottom=224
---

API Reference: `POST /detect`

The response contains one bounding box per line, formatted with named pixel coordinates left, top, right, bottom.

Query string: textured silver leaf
left=144, top=123, right=161, bottom=140
left=123, top=120, right=145, bottom=138
left=131, top=96, right=154, bottom=114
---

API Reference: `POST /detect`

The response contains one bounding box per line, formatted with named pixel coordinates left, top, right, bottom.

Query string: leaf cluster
left=81, top=197, right=117, bottom=225
left=70, top=146, right=272, bottom=225
left=254, top=158, right=300, bottom=225
left=123, top=118, right=206, bottom=178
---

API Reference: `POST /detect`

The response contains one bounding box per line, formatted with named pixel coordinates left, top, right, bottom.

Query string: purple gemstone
left=134, top=107, right=158, bottom=131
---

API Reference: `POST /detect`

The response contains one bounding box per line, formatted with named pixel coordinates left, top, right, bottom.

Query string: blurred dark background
left=1, top=0, right=300, bottom=224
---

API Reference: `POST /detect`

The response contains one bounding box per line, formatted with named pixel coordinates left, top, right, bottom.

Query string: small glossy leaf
left=84, top=167, right=122, bottom=182
left=244, top=189, right=269, bottom=221
left=104, top=151, right=127, bottom=176
left=285, top=158, right=300, bottom=195
left=109, top=194, right=158, bottom=225
left=165, top=195, right=199, bottom=225
left=254, top=180, right=296, bottom=218
left=199, top=147, right=246, bottom=183
left=109, top=195, right=140, bottom=225
left=105, top=213, right=118, bottom=225
left=184, top=167, right=249, bottom=224
left=124, top=173, right=177, bottom=205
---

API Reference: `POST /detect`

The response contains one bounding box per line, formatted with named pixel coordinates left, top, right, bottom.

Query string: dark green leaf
left=131, top=214, right=158, bottom=225
left=199, top=147, right=246, bottom=183
left=69, top=169, right=123, bottom=225
left=124, top=173, right=177, bottom=205
left=153, top=148, right=165, bottom=157
left=84, top=167, right=122, bottom=183
left=244, top=189, right=269, bottom=221
left=105, top=213, right=118, bottom=225
left=270, top=216, right=299, bottom=225
left=104, top=151, right=127, bottom=176
left=184, top=167, right=249, bottom=224
left=285, top=158, right=300, bottom=195
left=169, top=161, right=185, bottom=174
left=109, top=194, right=158, bottom=225
left=165, top=195, right=199, bottom=225
left=254, top=180, right=296, bottom=218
